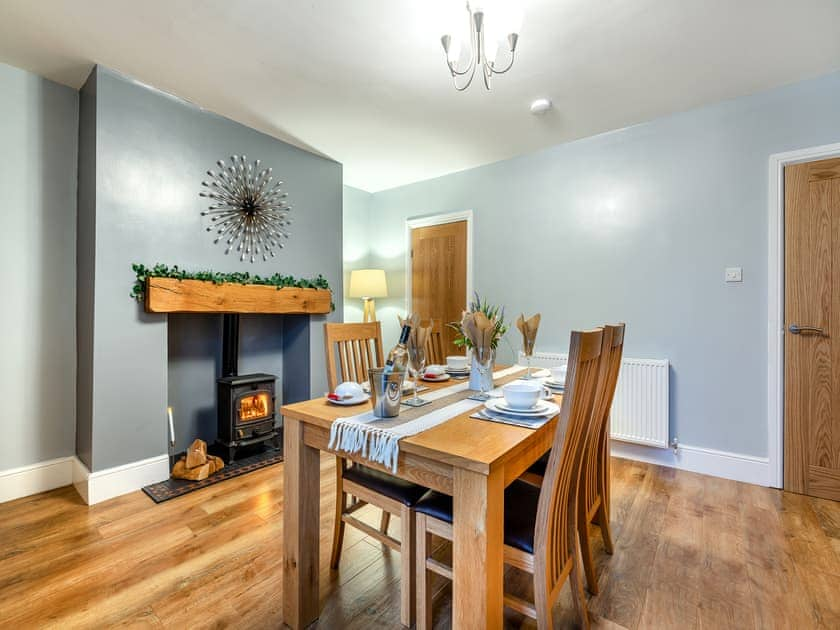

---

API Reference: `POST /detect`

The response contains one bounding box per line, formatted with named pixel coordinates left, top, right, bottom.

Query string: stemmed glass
left=474, top=346, right=495, bottom=401
left=405, top=344, right=428, bottom=407
left=522, top=336, right=536, bottom=379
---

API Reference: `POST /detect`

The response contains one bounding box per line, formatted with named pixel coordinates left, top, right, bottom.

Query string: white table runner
left=328, top=365, right=524, bottom=472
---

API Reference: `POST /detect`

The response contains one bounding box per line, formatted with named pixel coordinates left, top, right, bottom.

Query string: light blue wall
left=342, top=185, right=372, bottom=323
left=353, top=71, right=840, bottom=458
left=0, top=63, right=78, bottom=470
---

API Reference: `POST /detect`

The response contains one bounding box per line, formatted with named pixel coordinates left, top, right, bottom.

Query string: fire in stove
left=240, top=392, right=270, bottom=422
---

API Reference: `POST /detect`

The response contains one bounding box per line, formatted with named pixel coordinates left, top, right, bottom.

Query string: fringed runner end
left=328, top=420, right=401, bottom=473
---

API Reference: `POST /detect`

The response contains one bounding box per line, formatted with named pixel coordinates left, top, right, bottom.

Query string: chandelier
left=440, top=1, right=523, bottom=91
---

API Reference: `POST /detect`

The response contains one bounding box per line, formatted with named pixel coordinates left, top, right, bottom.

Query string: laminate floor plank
left=1, top=455, right=838, bottom=629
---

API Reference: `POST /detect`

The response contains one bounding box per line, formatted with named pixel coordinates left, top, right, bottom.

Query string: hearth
left=216, top=314, right=280, bottom=462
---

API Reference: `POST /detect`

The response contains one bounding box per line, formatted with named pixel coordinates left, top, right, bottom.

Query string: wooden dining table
left=280, top=370, right=559, bottom=629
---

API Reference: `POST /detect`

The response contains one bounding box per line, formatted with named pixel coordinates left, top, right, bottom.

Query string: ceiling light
left=440, top=1, right=523, bottom=92
left=530, top=98, right=552, bottom=115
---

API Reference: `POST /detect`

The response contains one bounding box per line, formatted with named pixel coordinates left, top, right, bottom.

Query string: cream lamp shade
left=349, top=269, right=388, bottom=322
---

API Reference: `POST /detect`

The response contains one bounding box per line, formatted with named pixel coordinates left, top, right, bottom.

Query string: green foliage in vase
left=130, top=263, right=333, bottom=310
left=447, top=291, right=509, bottom=350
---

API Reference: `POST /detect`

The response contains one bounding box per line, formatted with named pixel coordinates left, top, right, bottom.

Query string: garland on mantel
left=130, top=263, right=333, bottom=309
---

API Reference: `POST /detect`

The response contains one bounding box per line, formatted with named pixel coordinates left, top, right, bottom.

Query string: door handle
left=789, top=324, right=826, bottom=336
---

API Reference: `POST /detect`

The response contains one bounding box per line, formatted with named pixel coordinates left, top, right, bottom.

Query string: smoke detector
left=529, top=98, right=552, bottom=115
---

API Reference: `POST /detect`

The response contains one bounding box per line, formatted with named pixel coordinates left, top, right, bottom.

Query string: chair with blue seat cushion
left=413, top=328, right=610, bottom=629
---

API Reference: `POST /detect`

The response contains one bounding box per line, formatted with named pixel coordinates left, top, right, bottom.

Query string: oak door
left=785, top=157, right=840, bottom=501
left=410, top=220, right=467, bottom=356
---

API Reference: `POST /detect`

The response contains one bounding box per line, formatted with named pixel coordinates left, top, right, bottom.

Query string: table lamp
left=349, top=269, right=388, bottom=323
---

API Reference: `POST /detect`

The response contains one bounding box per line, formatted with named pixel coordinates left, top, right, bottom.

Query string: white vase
left=469, top=355, right=494, bottom=391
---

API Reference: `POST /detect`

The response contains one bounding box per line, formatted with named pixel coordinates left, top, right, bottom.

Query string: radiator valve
left=670, top=438, right=679, bottom=454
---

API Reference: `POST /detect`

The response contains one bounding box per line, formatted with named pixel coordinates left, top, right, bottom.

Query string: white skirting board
left=611, top=441, right=771, bottom=487
left=72, top=454, right=170, bottom=505
left=0, top=456, right=75, bottom=503
left=0, top=454, right=170, bottom=505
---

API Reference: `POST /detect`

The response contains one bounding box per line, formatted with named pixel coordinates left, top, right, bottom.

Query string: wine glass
left=475, top=346, right=495, bottom=400
left=407, top=344, right=427, bottom=406
left=522, top=336, right=536, bottom=379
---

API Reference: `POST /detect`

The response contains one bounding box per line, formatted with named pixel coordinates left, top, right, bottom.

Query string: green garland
left=130, top=263, right=333, bottom=310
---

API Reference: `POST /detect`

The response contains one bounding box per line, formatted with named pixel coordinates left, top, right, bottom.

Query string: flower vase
left=469, top=354, right=494, bottom=391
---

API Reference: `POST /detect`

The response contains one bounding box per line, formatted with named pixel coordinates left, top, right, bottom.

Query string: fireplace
left=216, top=314, right=280, bottom=462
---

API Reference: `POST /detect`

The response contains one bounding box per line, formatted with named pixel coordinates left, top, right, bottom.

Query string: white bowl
left=335, top=381, right=364, bottom=398
left=446, top=355, right=468, bottom=370
left=502, top=382, right=543, bottom=410
left=550, top=365, right=567, bottom=383
left=424, top=364, right=446, bottom=377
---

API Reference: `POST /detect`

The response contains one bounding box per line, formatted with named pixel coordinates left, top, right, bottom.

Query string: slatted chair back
left=583, top=323, right=625, bottom=528
left=423, top=319, right=445, bottom=366
left=533, top=328, right=606, bottom=609
left=323, top=322, right=385, bottom=392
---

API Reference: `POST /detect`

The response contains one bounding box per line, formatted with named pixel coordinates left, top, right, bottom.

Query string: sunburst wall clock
left=200, top=155, right=292, bottom=263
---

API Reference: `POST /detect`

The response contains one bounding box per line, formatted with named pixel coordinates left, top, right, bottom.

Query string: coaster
left=467, top=392, right=491, bottom=402
left=402, top=397, right=432, bottom=407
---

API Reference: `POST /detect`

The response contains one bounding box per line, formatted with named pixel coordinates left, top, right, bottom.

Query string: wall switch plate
left=725, top=267, right=743, bottom=283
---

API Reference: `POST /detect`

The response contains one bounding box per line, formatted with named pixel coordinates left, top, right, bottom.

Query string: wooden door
left=785, top=157, right=840, bottom=501
left=411, top=220, right=467, bottom=357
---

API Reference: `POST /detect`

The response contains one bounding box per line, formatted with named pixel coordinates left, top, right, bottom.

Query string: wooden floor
left=1, top=455, right=839, bottom=629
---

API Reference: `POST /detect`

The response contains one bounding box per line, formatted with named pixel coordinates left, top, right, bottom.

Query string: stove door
left=236, top=390, right=273, bottom=424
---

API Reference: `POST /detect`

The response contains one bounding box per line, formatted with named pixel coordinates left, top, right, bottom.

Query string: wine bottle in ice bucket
left=383, top=324, right=411, bottom=374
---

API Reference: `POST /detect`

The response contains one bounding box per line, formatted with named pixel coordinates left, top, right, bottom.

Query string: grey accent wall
left=342, top=185, right=372, bottom=323
left=76, top=70, right=96, bottom=468
left=0, top=63, right=78, bottom=469
left=79, top=67, right=342, bottom=471
left=355, top=71, right=840, bottom=459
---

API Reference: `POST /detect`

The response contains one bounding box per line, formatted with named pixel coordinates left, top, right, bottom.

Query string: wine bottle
left=383, top=324, right=411, bottom=374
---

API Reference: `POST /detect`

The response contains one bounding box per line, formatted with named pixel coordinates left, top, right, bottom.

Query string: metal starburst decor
left=200, top=155, right=292, bottom=262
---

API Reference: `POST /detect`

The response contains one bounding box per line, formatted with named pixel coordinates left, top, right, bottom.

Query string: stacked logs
left=171, top=439, right=225, bottom=481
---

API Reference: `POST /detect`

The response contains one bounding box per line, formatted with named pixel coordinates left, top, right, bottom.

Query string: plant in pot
left=448, top=292, right=509, bottom=393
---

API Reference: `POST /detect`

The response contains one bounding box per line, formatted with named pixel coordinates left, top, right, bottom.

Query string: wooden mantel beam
left=145, top=278, right=332, bottom=315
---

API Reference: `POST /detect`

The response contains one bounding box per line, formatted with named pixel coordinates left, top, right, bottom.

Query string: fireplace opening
left=216, top=314, right=280, bottom=462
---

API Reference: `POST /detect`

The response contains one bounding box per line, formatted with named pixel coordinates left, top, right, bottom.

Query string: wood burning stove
left=216, top=314, right=280, bottom=462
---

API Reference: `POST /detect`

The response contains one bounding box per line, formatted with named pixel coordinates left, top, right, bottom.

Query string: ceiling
left=2, top=1, right=840, bottom=192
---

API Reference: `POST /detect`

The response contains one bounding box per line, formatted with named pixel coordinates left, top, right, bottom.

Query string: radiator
left=518, top=351, right=670, bottom=449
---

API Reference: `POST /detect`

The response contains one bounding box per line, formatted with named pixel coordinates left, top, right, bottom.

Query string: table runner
left=328, top=366, right=526, bottom=472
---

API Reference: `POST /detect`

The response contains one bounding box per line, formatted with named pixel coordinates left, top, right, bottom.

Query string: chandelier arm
left=453, top=59, right=478, bottom=91
left=447, top=57, right=475, bottom=77
left=490, top=50, right=516, bottom=74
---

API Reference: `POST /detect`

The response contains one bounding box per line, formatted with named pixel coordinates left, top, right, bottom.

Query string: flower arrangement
left=448, top=291, right=509, bottom=350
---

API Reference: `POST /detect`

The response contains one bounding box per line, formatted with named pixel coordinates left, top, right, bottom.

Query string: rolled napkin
left=516, top=312, right=541, bottom=355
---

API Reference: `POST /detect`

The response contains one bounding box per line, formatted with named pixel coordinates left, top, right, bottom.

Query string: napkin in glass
left=516, top=313, right=541, bottom=355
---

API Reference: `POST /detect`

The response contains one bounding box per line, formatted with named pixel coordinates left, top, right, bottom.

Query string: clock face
left=200, top=155, right=292, bottom=263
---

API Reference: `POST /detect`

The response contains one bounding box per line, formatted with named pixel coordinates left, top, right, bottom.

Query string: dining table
left=280, top=366, right=560, bottom=629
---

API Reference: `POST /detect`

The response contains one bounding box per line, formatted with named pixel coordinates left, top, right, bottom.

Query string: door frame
left=768, top=141, right=840, bottom=489
left=404, top=209, right=474, bottom=320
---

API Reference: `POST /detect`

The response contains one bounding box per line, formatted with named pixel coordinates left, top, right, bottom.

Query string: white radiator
left=518, top=351, right=670, bottom=449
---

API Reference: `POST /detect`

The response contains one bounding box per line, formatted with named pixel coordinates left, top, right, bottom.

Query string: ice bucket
left=368, top=367, right=404, bottom=418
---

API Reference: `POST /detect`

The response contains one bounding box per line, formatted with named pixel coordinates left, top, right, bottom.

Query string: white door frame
left=768, top=141, right=840, bottom=488
left=404, top=210, right=474, bottom=317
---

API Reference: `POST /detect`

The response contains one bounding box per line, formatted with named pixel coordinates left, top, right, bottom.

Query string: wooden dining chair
left=577, top=323, right=624, bottom=593
left=422, top=319, right=445, bottom=366
left=413, top=328, right=607, bottom=629
left=521, top=323, right=625, bottom=595
left=323, top=321, right=429, bottom=627
left=323, top=321, right=385, bottom=392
